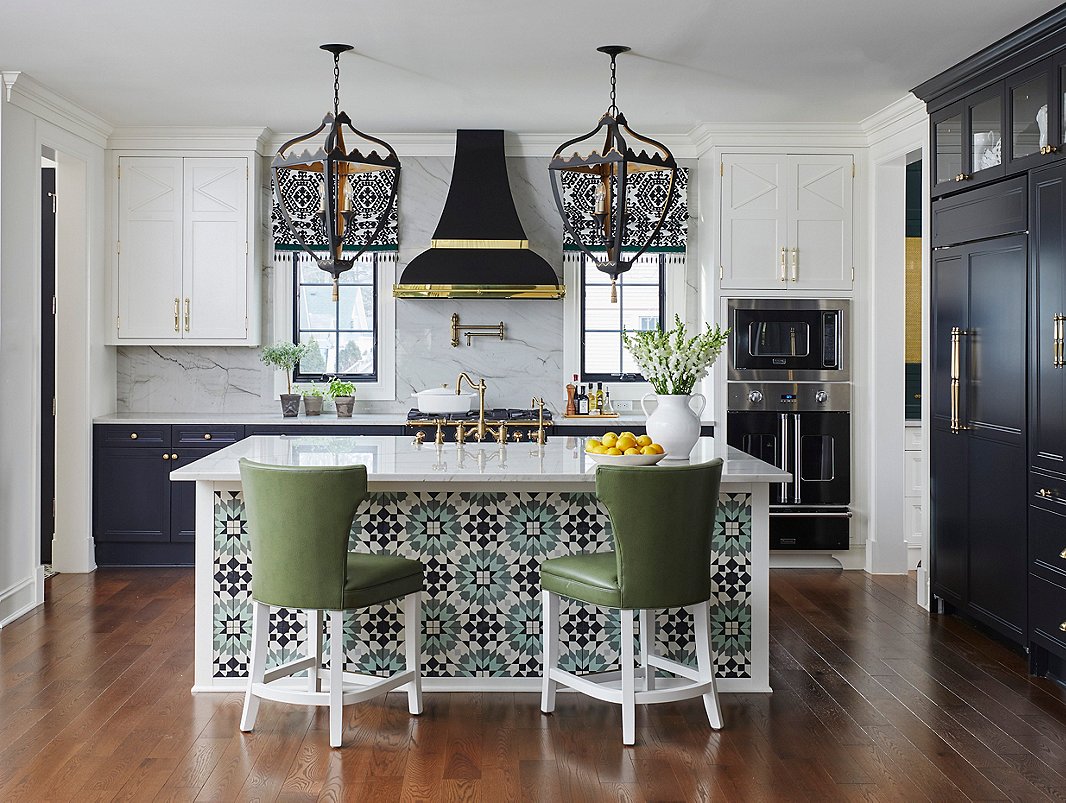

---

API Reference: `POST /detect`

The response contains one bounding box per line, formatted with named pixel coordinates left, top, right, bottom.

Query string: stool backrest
left=595, top=459, right=724, bottom=609
left=239, top=460, right=368, bottom=610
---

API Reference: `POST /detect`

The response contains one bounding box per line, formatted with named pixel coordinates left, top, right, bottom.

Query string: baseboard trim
left=0, top=574, right=43, bottom=628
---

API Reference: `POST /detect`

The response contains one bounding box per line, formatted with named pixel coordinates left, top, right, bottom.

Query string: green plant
left=622, top=314, right=729, bottom=396
left=327, top=377, right=356, bottom=398
left=301, top=382, right=325, bottom=398
left=260, top=341, right=312, bottom=395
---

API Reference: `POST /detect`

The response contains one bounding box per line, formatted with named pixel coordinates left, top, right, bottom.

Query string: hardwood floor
left=2, top=569, right=1065, bottom=802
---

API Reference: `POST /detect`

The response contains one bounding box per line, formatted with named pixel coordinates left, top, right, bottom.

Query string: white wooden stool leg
left=638, top=609, right=655, bottom=691
left=693, top=601, right=723, bottom=730
left=240, top=600, right=269, bottom=732
left=620, top=608, right=636, bottom=745
left=540, top=589, right=560, bottom=713
left=307, top=609, right=322, bottom=693
left=328, top=610, right=345, bottom=748
left=404, top=592, right=423, bottom=715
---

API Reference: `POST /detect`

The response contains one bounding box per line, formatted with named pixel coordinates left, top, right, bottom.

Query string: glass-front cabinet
left=1006, top=58, right=1063, bottom=173
left=931, top=82, right=1005, bottom=196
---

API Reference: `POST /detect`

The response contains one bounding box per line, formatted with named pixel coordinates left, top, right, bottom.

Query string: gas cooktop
left=406, top=408, right=553, bottom=423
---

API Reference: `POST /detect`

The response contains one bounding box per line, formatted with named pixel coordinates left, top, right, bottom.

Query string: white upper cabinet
left=720, top=153, right=854, bottom=291
left=113, top=154, right=259, bottom=345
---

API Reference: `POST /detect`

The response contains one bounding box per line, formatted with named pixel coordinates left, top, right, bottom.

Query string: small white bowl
left=585, top=451, right=667, bottom=466
left=411, top=387, right=476, bottom=414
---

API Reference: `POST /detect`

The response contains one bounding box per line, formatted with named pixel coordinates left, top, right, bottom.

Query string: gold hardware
left=512, top=430, right=524, bottom=442
left=1060, top=621, right=1066, bottom=633
left=130, top=433, right=138, bottom=440
left=456, top=372, right=490, bottom=442
left=203, top=433, right=212, bottom=440
left=720, top=161, right=724, bottom=176
left=1054, top=314, right=1065, bottom=368
left=1059, top=547, right=1066, bottom=559
left=531, top=396, right=548, bottom=445
left=184, top=298, right=190, bottom=332
left=393, top=284, right=565, bottom=299
left=413, top=430, right=426, bottom=445
left=496, top=423, right=508, bottom=445
left=162, top=453, right=170, bottom=461
left=1038, top=488, right=1053, bottom=498
left=852, top=162, right=856, bottom=178
left=52, top=397, right=56, bottom=416
left=779, top=248, right=787, bottom=282
left=790, top=248, right=799, bottom=282
left=1041, top=145, right=1060, bottom=155
left=950, top=326, right=961, bottom=433
left=430, top=238, right=528, bottom=249
left=174, top=298, right=180, bottom=332
left=435, top=420, right=446, bottom=447
left=171, top=453, right=178, bottom=460
left=451, top=312, right=505, bottom=348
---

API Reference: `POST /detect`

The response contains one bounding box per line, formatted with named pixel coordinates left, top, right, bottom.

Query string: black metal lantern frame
left=273, top=44, right=400, bottom=300
left=549, top=45, right=678, bottom=303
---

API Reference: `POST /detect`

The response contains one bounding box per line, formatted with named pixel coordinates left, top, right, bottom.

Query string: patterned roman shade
left=561, top=167, right=688, bottom=252
left=271, top=169, right=398, bottom=251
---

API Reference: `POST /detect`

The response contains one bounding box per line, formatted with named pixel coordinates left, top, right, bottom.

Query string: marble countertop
left=170, top=435, right=786, bottom=486
left=95, top=411, right=716, bottom=428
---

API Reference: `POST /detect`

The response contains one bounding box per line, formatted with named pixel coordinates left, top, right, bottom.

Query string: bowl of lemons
left=584, top=431, right=667, bottom=465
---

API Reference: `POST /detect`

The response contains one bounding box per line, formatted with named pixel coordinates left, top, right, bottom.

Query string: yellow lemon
left=616, top=435, right=638, bottom=451
left=620, top=431, right=636, bottom=440
left=649, top=443, right=665, bottom=454
left=624, top=447, right=641, bottom=455
left=592, top=445, right=608, bottom=454
left=601, top=433, right=618, bottom=448
left=605, top=447, right=624, bottom=456
left=602, top=431, right=618, bottom=441
left=640, top=445, right=658, bottom=455
left=585, top=438, right=602, bottom=452
left=636, top=434, right=652, bottom=447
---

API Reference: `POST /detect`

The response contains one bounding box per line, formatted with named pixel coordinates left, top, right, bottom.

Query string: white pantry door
left=786, top=154, right=854, bottom=291
left=117, top=157, right=183, bottom=340
left=720, top=154, right=789, bottom=290
left=182, top=158, right=248, bottom=340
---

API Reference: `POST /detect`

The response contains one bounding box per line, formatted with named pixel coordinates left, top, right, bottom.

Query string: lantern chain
left=608, top=53, right=618, bottom=116
left=333, top=51, right=341, bottom=119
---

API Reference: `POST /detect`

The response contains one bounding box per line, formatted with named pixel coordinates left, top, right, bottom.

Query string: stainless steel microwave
left=727, top=298, right=850, bottom=382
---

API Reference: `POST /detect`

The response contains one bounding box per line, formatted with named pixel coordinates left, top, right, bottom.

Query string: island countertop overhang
left=169, top=435, right=789, bottom=486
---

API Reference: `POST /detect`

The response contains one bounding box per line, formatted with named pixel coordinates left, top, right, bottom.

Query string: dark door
left=931, top=98, right=966, bottom=196
left=1030, top=162, right=1066, bottom=477
left=930, top=427, right=969, bottom=606
left=794, top=412, right=850, bottom=506
left=92, top=448, right=170, bottom=544
left=170, top=448, right=213, bottom=542
left=41, top=166, right=56, bottom=564
left=1006, top=57, right=1058, bottom=174
left=725, top=411, right=788, bottom=504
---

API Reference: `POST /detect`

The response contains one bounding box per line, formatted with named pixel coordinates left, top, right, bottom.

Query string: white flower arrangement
left=622, top=314, right=730, bottom=396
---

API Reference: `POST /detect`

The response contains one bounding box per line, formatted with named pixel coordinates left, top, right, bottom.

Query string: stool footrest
left=263, top=655, right=318, bottom=684
left=648, top=654, right=700, bottom=681
left=549, top=668, right=716, bottom=706
left=252, top=669, right=416, bottom=708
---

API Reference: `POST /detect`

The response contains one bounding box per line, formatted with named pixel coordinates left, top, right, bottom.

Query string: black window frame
left=579, top=252, right=668, bottom=383
left=290, top=251, right=381, bottom=383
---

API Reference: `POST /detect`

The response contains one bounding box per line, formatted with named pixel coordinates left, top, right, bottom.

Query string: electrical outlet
left=612, top=399, right=634, bottom=412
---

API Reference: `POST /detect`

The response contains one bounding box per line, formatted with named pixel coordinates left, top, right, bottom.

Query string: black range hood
left=393, top=130, right=564, bottom=299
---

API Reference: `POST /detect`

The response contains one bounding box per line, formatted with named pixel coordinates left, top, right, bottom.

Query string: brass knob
left=162, top=453, right=170, bottom=461
left=1060, top=621, right=1066, bottom=633
left=171, top=453, right=178, bottom=460
left=130, top=433, right=138, bottom=440
left=1059, top=547, right=1066, bottom=559
left=414, top=431, right=426, bottom=444
left=1039, top=488, right=1053, bottom=498
left=1042, top=145, right=1060, bottom=155
left=512, top=430, right=523, bottom=442
left=203, top=433, right=212, bottom=440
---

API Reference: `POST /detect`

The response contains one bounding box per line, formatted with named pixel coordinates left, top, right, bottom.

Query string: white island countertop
left=170, top=435, right=785, bottom=487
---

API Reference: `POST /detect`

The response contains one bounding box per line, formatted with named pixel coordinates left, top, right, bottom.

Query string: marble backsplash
left=116, top=154, right=696, bottom=416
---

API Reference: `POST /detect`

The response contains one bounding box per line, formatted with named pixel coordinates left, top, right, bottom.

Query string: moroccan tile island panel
left=172, top=435, right=786, bottom=693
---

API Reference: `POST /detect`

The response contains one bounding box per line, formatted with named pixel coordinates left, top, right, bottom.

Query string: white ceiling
left=0, top=0, right=1056, bottom=133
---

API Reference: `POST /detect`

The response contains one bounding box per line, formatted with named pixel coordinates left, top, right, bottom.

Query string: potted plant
left=261, top=341, right=312, bottom=417
left=301, top=382, right=325, bottom=416
left=327, top=377, right=356, bottom=418
left=622, top=315, right=729, bottom=458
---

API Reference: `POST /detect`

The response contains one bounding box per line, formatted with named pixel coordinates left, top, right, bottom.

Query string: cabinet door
left=183, top=158, right=249, bottom=340
left=931, top=99, right=966, bottom=197
left=930, top=427, right=968, bottom=607
left=930, top=247, right=967, bottom=430
left=1006, top=58, right=1057, bottom=173
left=170, top=447, right=214, bottom=542
left=117, top=157, right=183, bottom=340
left=1031, top=163, right=1066, bottom=477
left=962, top=82, right=1007, bottom=190
left=93, top=447, right=170, bottom=543
left=787, top=154, right=854, bottom=290
left=719, top=155, right=789, bottom=289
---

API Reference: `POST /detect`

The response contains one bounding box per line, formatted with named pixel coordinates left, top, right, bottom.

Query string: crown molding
left=264, top=129, right=698, bottom=159
left=108, top=126, right=271, bottom=153
left=859, top=94, right=926, bottom=148
left=689, top=122, right=868, bottom=155
left=1, top=71, right=112, bottom=148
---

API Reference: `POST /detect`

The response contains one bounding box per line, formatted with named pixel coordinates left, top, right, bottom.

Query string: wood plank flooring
left=2, top=568, right=1065, bottom=801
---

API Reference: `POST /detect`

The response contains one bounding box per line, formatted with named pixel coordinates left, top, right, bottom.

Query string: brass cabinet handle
left=790, top=248, right=799, bottom=282
left=174, top=298, right=180, bottom=332
left=162, top=453, right=170, bottom=461
left=1041, top=145, right=1060, bottom=155
left=171, top=453, right=178, bottom=460
left=184, top=298, right=190, bottom=332
left=203, top=433, right=212, bottom=440
left=129, top=432, right=138, bottom=440
left=1059, top=547, right=1066, bottom=559
left=950, top=327, right=961, bottom=433
left=1054, top=314, right=1065, bottom=368
left=779, top=248, right=787, bottom=282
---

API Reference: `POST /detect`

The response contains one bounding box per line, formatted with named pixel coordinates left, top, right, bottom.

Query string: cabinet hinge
left=720, top=161, right=724, bottom=176
left=52, top=397, right=56, bottom=417
left=116, top=315, right=120, bottom=330
left=117, top=164, right=121, bottom=180
left=851, top=266, right=855, bottom=282
left=116, top=240, right=121, bottom=254
left=245, top=241, right=249, bottom=255
left=719, top=265, right=725, bottom=280
left=52, top=497, right=56, bottom=520
left=246, top=164, right=249, bottom=179
left=51, top=295, right=57, bottom=316
left=852, top=162, right=856, bottom=178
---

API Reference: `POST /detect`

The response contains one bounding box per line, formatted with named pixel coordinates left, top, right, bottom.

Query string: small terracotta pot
left=280, top=394, right=301, bottom=417
left=334, top=396, right=355, bottom=417
left=303, top=396, right=323, bottom=416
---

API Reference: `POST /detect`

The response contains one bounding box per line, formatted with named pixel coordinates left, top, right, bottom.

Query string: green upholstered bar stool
left=237, top=460, right=424, bottom=748
left=540, top=459, right=725, bottom=745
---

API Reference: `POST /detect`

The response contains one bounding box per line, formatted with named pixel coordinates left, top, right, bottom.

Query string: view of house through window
left=286, top=251, right=380, bottom=382
left=580, top=252, right=669, bottom=382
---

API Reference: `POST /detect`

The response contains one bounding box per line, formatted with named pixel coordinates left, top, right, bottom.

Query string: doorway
left=41, top=147, right=57, bottom=566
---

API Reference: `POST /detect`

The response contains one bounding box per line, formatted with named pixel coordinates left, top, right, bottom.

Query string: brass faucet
left=531, top=396, right=548, bottom=445
left=456, top=372, right=490, bottom=442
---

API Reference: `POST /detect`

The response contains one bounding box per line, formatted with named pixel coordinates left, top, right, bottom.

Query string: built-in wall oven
left=726, top=298, right=852, bottom=551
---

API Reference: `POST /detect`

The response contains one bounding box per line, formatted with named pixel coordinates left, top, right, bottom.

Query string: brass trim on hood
left=430, top=238, right=529, bottom=249
left=393, top=283, right=565, bottom=299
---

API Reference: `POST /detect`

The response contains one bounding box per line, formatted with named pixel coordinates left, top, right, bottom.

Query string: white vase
left=640, top=393, right=706, bottom=459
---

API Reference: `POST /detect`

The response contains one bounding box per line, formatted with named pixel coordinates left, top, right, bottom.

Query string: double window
left=288, top=252, right=380, bottom=382
left=579, top=252, right=668, bottom=382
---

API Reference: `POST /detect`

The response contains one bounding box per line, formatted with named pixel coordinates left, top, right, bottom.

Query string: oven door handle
left=792, top=413, right=802, bottom=504
left=779, top=413, right=790, bottom=504
left=771, top=511, right=853, bottom=518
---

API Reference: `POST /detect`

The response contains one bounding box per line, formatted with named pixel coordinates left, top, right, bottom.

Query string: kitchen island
left=171, top=435, right=787, bottom=694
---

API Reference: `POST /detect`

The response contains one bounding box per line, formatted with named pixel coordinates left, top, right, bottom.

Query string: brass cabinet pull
left=184, top=298, right=190, bottom=332
left=162, top=453, right=170, bottom=461
left=1041, top=145, right=1060, bottom=155
left=779, top=248, right=787, bottom=282
left=1054, top=314, right=1065, bottom=368
left=171, top=453, right=178, bottom=460
left=174, top=298, right=180, bottom=332
left=790, top=248, right=799, bottom=282
left=203, top=433, right=212, bottom=440
left=950, top=327, right=961, bottom=433
left=129, top=432, right=138, bottom=440
left=1059, top=547, right=1066, bottom=559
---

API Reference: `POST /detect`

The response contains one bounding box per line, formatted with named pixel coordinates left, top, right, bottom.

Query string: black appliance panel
left=731, top=307, right=843, bottom=375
